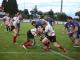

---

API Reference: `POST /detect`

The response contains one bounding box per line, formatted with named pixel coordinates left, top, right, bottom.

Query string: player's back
left=45, top=23, right=55, bottom=36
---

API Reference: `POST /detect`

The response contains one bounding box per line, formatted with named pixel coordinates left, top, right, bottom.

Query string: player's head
left=67, top=16, right=73, bottom=22
left=42, top=21, right=47, bottom=28
left=16, top=12, right=20, bottom=16
left=31, top=21, right=37, bottom=27
left=44, top=16, right=48, bottom=21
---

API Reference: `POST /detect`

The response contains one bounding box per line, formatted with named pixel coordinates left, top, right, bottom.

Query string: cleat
left=22, top=45, right=27, bottom=49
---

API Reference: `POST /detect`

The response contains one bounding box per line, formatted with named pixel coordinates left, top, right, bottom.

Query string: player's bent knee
left=42, top=37, right=48, bottom=44
left=53, top=42, right=60, bottom=47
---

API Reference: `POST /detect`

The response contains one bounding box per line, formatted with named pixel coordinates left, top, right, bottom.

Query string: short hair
left=67, top=16, right=72, bottom=20
left=42, top=21, right=47, bottom=25
left=31, top=21, right=37, bottom=25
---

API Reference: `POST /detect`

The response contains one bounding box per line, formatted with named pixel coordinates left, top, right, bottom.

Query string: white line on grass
left=51, top=50, right=75, bottom=60
left=0, top=52, right=24, bottom=54
left=0, top=51, right=75, bottom=60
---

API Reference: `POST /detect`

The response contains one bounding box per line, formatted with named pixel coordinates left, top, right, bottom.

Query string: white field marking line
left=0, top=51, right=78, bottom=59
left=0, top=52, right=50, bottom=54
left=0, top=52, right=53, bottom=55
left=0, top=52, right=24, bottom=54
left=51, top=50, right=75, bottom=60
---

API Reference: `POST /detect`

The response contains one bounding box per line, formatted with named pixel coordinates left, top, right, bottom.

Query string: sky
left=0, top=0, right=80, bottom=18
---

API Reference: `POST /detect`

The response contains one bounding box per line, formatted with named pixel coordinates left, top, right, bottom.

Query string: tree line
left=1, top=0, right=80, bottom=21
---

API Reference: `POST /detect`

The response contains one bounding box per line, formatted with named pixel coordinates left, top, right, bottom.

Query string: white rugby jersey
left=44, top=23, right=55, bottom=36
left=3, top=16, right=10, bottom=21
left=13, top=16, right=19, bottom=27
left=43, top=19, right=51, bottom=26
left=17, top=15, right=21, bottom=23
left=17, top=14, right=22, bottom=23
left=3, top=16, right=10, bottom=25
left=30, top=28, right=37, bottom=36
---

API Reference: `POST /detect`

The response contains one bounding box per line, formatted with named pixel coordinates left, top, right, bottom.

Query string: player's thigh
left=13, top=29, right=17, bottom=34
left=42, top=37, right=49, bottom=43
left=53, top=42, right=60, bottom=47
left=74, top=38, right=80, bottom=44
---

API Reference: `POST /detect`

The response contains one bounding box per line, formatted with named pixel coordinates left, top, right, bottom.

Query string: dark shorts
left=47, top=36, right=56, bottom=42
left=27, top=30, right=34, bottom=39
left=11, top=26, right=15, bottom=31
left=27, top=30, right=35, bottom=45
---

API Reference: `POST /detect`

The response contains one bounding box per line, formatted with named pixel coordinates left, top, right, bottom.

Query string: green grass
left=0, top=22, right=80, bottom=60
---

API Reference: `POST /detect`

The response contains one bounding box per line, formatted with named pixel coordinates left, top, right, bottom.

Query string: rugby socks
left=22, top=42, right=32, bottom=47
left=43, top=42, right=50, bottom=49
left=57, top=46, right=66, bottom=52
left=13, top=36, right=17, bottom=43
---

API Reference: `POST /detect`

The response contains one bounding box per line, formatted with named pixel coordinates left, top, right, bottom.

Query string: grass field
left=0, top=22, right=80, bottom=60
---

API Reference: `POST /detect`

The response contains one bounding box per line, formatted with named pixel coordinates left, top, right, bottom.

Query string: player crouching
left=21, top=28, right=38, bottom=49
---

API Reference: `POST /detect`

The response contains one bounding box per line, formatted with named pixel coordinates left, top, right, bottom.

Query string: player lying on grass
left=64, top=16, right=80, bottom=47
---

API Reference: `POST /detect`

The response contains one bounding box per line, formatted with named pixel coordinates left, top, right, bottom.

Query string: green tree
left=23, top=9, right=29, bottom=15
left=48, top=9, right=54, bottom=18
left=43, top=12, right=48, bottom=16
left=2, top=0, right=8, bottom=12
left=2, top=0, right=18, bottom=15
left=23, top=9, right=29, bottom=19
left=75, top=11, right=80, bottom=21
left=37, top=11, right=43, bottom=18
left=30, top=5, right=38, bottom=15
left=55, top=12, right=67, bottom=21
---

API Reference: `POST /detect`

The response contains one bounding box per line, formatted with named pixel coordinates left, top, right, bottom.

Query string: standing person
left=3, top=13, right=10, bottom=31
left=64, top=16, right=80, bottom=47
left=11, top=14, right=19, bottom=44
left=42, top=21, right=67, bottom=52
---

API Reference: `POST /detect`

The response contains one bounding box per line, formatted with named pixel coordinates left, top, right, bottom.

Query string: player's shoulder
left=31, top=28, right=37, bottom=31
